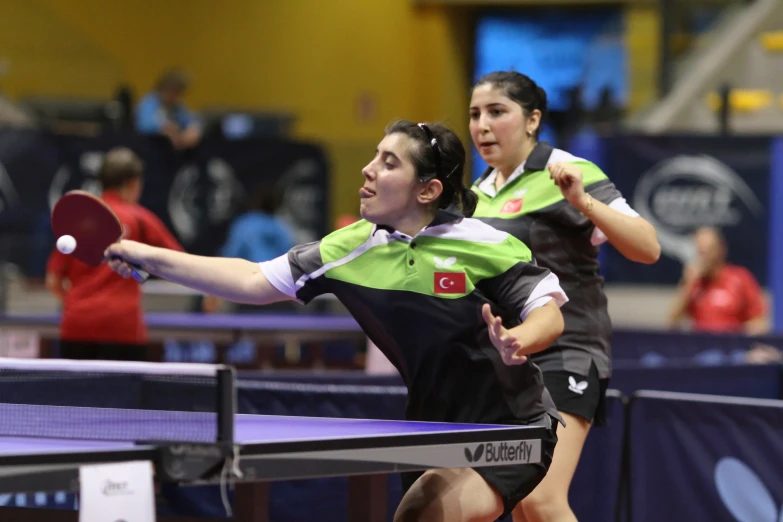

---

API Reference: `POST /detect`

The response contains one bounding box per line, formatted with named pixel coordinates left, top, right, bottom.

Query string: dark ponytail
left=457, top=185, right=478, bottom=217
left=385, top=119, right=477, bottom=217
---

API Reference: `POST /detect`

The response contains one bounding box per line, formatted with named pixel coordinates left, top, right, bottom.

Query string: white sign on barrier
left=79, top=461, right=155, bottom=522
left=0, top=329, right=40, bottom=358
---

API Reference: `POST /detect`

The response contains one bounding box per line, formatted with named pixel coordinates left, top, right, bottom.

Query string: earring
left=526, top=130, right=533, bottom=137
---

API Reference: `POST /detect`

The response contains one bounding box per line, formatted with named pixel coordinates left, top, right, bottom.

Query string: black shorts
left=400, top=415, right=559, bottom=518
left=542, top=362, right=609, bottom=426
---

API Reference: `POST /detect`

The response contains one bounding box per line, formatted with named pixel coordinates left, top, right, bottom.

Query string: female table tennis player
left=469, top=71, right=660, bottom=522
left=106, top=120, right=569, bottom=521
left=46, top=147, right=185, bottom=361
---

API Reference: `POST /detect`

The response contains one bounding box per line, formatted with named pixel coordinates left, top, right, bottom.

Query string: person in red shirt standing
left=45, top=147, right=185, bottom=361
left=669, top=226, right=769, bottom=335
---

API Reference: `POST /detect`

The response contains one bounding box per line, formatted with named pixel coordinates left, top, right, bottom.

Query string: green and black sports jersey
left=472, top=143, right=639, bottom=380
left=259, top=207, right=567, bottom=426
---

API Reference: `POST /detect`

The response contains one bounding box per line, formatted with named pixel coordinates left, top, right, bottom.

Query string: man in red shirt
left=669, top=227, right=768, bottom=335
left=45, top=147, right=185, bottom=360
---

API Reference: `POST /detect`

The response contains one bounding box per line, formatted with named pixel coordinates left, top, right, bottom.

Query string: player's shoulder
left=549, top=147, right=608, bottom=185
left=725, top=264, right=759, bottom=283
left=129, top=203, right=164, bottom=224
left=449, top=217, right=511, bottom=243
left=318, top=220, right=375, bottom=261
left=423, top=218, right=532, bottom=260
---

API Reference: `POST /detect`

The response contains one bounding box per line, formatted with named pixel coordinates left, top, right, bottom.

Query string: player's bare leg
left=512, top=412, right=590, bottom=522
left=394, top=468, right=504, bottom=522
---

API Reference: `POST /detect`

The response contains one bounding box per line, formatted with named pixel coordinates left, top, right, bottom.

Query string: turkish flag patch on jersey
left=500, top=198, right=523, bottom=214
left=434, top=272, right=467, bottom=294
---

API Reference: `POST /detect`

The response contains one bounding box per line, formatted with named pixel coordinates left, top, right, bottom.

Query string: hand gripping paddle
left=51, top=190, right=149, bottom=283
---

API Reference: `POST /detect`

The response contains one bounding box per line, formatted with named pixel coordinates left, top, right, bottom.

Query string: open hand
left=482, top=304, right=527, bottom=365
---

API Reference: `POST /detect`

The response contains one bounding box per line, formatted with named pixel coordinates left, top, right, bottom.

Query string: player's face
left=359, top=133, right=429, bottom=226
left=161, top=87, right=184, bottom=106
left=694, top=228, right=725, bottom=269
left=469, top=84, right=537, bottom=170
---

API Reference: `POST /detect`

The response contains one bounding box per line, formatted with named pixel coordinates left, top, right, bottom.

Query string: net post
left=216, top=366, right=236, bottom=444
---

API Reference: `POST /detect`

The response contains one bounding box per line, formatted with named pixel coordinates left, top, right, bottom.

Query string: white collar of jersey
left=372, top=204, right=464, bottom=240
left=477, top=164, right=524, bottom=197
left=475, top=141, right=555, bottom=197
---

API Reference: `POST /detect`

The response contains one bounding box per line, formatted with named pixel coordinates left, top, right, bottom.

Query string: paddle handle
left=131, top=265, right=150, bottom=284
left=107, top=255, right=150, bottom=284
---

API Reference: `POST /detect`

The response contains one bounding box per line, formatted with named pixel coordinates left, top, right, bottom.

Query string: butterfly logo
left=568, top=376, right=588, bottom=395
left=434, top=256, right=457, bottom=269
left=464, top=444, right=485, bottom=463
left=715, top=457, right=783, bottom=522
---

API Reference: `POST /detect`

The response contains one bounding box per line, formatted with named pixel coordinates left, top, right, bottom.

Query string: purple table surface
left=0, top=312, right=362, bottom=332
left=233, top=414, right=520, bottom=443
left=0, top=437, right=137, bottom=456
left=0, top=403, right=521, bottom=448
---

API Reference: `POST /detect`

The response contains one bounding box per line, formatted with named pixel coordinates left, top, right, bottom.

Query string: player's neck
left=390, top=210, right=436, bottom=238
left=495, top=141, right=536, bottom=188
left=105, top=187, right=135, bottom=204
left=704, top=261, right=725, bottom=280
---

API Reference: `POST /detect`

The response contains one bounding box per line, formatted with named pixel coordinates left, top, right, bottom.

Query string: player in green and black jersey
left=469, top=71, right=660, bottom=522
left=106, top=120, right=571, bottom=521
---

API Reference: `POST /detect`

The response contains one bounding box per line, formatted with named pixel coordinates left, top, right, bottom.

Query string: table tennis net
left=0, top=359, right=235, bottom=443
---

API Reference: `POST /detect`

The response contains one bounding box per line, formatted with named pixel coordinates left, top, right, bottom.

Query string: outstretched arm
left=105, top=240, right=291, bottom=305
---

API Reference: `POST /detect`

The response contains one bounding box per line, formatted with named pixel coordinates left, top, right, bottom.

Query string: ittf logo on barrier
left=464, top=441, right=534, bottom=464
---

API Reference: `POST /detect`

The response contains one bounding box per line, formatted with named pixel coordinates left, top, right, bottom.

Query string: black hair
left=472, top=71, right=548, bottom=139
left=249, top=183, right=283, bottom=214
left=384, top=120, right=478, bottom=217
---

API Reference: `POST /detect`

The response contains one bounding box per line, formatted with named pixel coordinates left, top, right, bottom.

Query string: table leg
left=234, top=482, right=270, bottom=522
left=310, top=342, right=325, bottom=369
left=348, top=474, right=387, bottom=522
left=148, top=341, right=164, bottom=362
left=41, top=337, right=54, bottom=358
left=257, top=343, right=274, bottom=369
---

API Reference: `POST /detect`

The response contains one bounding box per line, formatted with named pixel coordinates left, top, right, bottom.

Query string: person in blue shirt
left=220, top=184, right=295, bottom=263
left=201, top=183, right=296, bottom=316
left=135, top=68, right=202, bottom=149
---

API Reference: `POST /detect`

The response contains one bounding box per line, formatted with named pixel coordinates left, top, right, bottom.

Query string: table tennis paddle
left=51, top=190, right=149, bottom=283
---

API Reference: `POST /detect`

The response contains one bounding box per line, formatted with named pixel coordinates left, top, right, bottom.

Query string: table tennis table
left=0, top=408, right=544, bottom=522
left=0, top=312, right=366, bottom=368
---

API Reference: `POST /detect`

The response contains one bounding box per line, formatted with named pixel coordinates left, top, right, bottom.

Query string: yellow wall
left=0, top=0, right=471, bottom=224
left=624, top=3, right=661, bottom=112
left=2, top=1, right=654, bottom=222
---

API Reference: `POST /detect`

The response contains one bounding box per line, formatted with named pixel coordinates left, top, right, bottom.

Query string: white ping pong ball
left=57, top=235, right=77, bottom=254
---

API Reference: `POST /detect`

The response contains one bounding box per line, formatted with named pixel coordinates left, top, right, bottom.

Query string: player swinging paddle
left=106, top=120, right=569, bottom=522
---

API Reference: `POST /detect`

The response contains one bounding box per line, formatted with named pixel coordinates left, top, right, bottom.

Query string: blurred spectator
left=200, top=183, right=295, bottom=314
left=220, top=183, right=295, bottom=264
left=45, top=147, right=186, bottom=360
left=135, top=68, right=202, bottom=149
left=745, top=343, right=783, bottom=365
left=193, top=184, right=297, bottom=364
left=669, top=227, right=768, bottom=335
